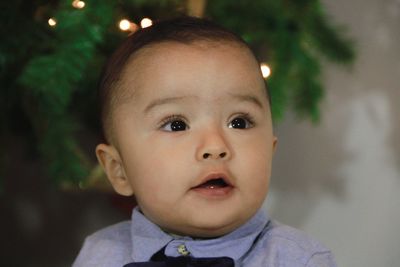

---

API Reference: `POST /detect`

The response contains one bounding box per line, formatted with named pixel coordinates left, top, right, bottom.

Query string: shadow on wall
left=268, top=56, right=400, bottom=229
left=344, top=0, right=400, bottom=177
left=323, top=0, right=400, bottom=176
left=267, top=0, right=400, bottom=227
left=267, top=109, right=351, bottom=227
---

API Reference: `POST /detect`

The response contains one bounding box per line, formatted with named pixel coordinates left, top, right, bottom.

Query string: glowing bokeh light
left=72, top=0, right=85, bottom=9
left=260, top=63, right=271, bottom=78
left=119, top=19, right=131, bottom=31
left=48, top=18, right=57, bottom=27
left=140, top=18, right=153, bottom=28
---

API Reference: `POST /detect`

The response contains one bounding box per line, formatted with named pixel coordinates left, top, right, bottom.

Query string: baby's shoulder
left=72, top=221, right=132, bottom=267
left=87, top=220, right=132, bottom=243
left=250, top=220, right=336, bottom=267
left=265, top=220, right=328, bottom=252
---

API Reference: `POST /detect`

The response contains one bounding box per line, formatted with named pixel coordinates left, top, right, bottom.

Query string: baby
left=73, top=16, right=336, bottom=267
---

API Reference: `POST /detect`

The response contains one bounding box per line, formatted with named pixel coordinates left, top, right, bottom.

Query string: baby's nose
left=202, top=151, right=227, bottom=159
left=196, top=129, right=232, bottom=161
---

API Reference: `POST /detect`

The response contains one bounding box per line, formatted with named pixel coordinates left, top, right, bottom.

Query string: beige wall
left=264, top=0, right=400, bottom=266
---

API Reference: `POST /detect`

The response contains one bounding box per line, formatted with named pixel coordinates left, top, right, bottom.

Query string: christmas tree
left=0, top=0, right=354, bottom=191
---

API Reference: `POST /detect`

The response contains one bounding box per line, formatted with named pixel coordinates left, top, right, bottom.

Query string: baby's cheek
left=245, top=165, right=270, bottom=196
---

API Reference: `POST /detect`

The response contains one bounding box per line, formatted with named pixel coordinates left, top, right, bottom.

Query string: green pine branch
left=17, top=0, right=116, bottom=186
left=1, top=0, right=355, bottom=190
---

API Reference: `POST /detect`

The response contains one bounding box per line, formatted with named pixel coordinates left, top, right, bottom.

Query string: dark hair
left=99, top=16, right=268, bottom=142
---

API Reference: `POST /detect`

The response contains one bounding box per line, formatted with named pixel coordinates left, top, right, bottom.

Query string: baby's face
left=99, top=41, right=277, bottom=237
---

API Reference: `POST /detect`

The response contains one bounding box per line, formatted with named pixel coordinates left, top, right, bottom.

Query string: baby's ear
left=272, top=136, right=278, bottom=154
left=95, top=143, right=134, bottom=196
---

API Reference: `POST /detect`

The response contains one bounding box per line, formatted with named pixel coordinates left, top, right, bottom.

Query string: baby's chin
left=140, top=201, right=261, bottom=238
left=160, top=218, right=246, bottom=239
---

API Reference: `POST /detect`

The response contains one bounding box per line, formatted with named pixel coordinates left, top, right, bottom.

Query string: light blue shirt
left=73, top=207, right=336, bottom=267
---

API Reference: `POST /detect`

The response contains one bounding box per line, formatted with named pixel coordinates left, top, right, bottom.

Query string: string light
left=72, top=0, right=85, bottom=9
left=140, top=18, right=153, bottom=28
left=118, top=19, right=139, bottom=33
left=118, top=17, right=152, bottom=33
left=119, top=19, right=131, bottom=31
left=48, top=17, right=57, bottom=27
left=260, top=63, right=271, bottom=79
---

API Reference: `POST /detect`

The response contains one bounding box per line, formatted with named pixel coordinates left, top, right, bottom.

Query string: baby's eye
left=228, top=116, right=254, bottom=129
left=160, top=117, right=188, bottom=132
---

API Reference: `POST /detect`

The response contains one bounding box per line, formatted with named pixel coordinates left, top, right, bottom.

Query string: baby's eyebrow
left=143, top=95, right=196, bottom=114
left=228, top=93, right=264, bottom=110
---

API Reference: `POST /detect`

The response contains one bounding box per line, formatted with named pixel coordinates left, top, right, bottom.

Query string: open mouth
left=196, top=178, right=229, bottom=189
left=191, top=175, right=233, bottom=197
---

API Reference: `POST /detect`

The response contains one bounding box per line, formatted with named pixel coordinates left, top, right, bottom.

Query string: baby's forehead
left=117, top=39, right=257, bottom=94
left=127, top=40, right=250, bottom=67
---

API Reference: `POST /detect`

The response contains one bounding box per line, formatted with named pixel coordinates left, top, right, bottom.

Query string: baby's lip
left=191, top=172, right=233, bottom=189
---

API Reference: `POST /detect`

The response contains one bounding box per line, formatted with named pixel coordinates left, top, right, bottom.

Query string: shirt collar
left=130, top=207, right=270, bottom=262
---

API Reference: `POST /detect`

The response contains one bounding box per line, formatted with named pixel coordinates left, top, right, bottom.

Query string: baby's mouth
left=191, top=176, right=233, bottom=197
left=196, top=178, right=229, bottom=189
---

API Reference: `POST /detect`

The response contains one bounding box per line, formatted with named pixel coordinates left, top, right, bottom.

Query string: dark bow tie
left=123, top=256, right=234, bottom=267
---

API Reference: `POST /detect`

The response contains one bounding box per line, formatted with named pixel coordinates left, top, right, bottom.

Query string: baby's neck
left=165, top=231, right=219, bottom=240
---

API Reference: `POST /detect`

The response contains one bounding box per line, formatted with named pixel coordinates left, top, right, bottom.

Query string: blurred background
left=267, top=0, right=400, bottom=266
left=0, top=0, right=399, bottom=266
